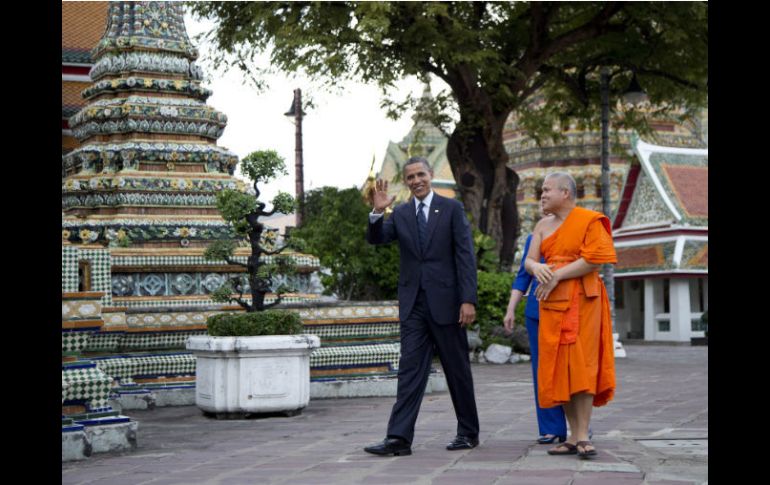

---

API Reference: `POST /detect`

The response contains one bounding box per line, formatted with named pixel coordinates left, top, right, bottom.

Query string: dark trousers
left=387, top=290, right=480, bottom=444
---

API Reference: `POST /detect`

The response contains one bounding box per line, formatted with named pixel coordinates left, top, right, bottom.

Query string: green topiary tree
left=204, top=150, right=297, bottom=312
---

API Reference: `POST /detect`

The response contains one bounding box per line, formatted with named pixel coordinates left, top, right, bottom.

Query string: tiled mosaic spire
left=401, top=84, right=446, bottom=157
left=62, top=1, right=242, bottom=248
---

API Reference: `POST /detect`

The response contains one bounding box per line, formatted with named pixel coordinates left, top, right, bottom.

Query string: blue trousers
left=526, top=316, right=567, bottom=437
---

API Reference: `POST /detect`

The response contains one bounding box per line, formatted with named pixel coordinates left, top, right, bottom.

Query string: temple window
left=78, top=261, right=92, bottom=292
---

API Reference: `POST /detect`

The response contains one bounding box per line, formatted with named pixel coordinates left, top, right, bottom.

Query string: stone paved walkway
left=62, top=345, right=707, bottom=484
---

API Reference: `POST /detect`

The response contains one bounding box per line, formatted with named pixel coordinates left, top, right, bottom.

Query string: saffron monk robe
left=525, top=172, right=617, bottom=460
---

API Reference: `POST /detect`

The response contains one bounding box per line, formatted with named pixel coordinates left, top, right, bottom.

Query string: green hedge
left=476, top=271, right=516, bottom=348
left=207, top=310, right=303, bottom=336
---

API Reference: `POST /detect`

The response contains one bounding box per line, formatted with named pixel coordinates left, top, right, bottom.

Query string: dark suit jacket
left=367, top=193, right=477, bottom=324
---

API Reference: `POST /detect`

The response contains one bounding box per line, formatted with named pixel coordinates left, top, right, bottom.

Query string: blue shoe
left=537, top=434, right=566, bottom=444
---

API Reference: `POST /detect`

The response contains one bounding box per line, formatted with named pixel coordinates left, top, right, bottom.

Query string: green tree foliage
left=291, top=186, right=399, bottom=300
left=188, top=1, right=708, bottom=269
left=473, top=228, right=499, bottom=273
left=204, top=149, right=297, bottom=312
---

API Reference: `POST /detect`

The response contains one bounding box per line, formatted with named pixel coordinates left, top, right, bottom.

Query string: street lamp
left=600, top=68, right=646, bottom=350
left=621, top=72, right=648, bottom=106
left=285, top=89, right=305, bottom=227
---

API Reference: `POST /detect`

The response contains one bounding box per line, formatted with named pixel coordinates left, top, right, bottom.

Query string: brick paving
left=63, top=345, right=707, bottom=484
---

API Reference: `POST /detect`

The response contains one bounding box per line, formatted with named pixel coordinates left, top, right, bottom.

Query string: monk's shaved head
left=544, top=172, right=577, bottom=200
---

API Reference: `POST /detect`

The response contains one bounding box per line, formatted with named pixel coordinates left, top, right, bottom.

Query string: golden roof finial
left=367, top=153, right=376, bottom=180
left=363, top=153, right=377, bottom=205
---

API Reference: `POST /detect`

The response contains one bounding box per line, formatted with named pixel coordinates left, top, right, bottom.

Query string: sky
left=184, top=13, right=449, bottom=204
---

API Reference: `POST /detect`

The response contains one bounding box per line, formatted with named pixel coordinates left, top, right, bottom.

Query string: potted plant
left=186, top=150, right=320, bottom=418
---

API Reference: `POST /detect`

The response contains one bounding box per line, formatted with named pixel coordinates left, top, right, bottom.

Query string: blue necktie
left=416, top=202, right=428, bottom=254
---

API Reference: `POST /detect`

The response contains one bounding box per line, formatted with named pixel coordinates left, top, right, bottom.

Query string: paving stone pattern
left=63, top=345, right=707, bottom=484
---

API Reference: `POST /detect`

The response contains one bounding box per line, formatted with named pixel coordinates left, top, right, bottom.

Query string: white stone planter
left=186, top=334, right=320, bottom=416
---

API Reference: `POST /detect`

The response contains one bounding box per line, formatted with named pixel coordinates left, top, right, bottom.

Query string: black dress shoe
left=364, top=437, right=412, bottom=456
left=446, top=435, right=479, bottom=450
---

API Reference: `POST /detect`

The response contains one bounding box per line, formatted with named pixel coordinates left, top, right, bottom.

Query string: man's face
left=404, top=162, right=433, bottom=200
left=540, top=177, right=568, bottom=213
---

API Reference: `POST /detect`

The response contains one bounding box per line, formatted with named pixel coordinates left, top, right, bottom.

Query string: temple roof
left=62, top=2, right=109, bottom=64
left=618, top=135, right=708, bottom=230
left=613, top=135, right=708, bottom=277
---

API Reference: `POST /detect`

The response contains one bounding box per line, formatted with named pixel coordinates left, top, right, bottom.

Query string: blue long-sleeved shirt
left=512, top=234, right=543, bottom=320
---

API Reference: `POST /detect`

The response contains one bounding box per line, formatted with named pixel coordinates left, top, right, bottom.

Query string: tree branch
left=636, top=68, right=703, bottom=90
left=230, top=276, right=250, bottom=310
left=518, top=73, right=551, bottom=104
left=517, top=2, right=626, bottom=80
left=537, top=65, right=589, bottom=107
left=418, top=60, right=456, bottom=92
left=264, top=294, right=283, bottom=309
left=232, top=298, right=251, bottom=311
left=223, top=255, right=248, bottom=268
left=529, top=2, right=550, bottom=56
left=543, top=3, right=626, bottom=59
left=261, top=207, right=279, bottom=217
left=263, top=245, right=291, bottom=256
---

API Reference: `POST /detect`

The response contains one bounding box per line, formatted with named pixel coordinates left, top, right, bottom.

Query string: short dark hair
left=403, top=156, right=431, bottom=174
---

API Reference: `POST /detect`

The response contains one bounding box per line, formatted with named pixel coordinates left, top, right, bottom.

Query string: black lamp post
left=600, top=68, right=647, bottom=337
left=285, top=89, right=305, bottom=227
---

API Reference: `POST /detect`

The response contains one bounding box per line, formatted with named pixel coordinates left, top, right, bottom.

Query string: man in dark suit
left=363, top=156, right=480, bottom=456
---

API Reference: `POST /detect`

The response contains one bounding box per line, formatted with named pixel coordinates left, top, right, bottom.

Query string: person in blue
left=504, top=231, right=568, bottom=444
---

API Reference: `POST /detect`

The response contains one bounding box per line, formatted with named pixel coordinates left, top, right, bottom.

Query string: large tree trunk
left=446, top=116, right=520, bottom=271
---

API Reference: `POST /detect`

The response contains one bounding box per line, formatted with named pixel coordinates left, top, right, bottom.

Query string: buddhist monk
left=524, top=172, right=617, bottom=459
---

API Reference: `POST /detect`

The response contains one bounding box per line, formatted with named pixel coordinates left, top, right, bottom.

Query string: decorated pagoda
left=62, top=1, right=240, bottom=251
left=370, top=85, right=457, bottom=203
left=62, top=2, right=415, bottom=461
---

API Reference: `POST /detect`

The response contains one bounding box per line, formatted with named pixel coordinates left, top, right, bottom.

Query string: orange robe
left=537, top=206, right=617, bottom=409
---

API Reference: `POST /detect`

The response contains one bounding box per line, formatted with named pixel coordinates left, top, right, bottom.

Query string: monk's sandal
left=576, top=441, right=597, bottom=459
left=547, top=442, right=577, bottom=455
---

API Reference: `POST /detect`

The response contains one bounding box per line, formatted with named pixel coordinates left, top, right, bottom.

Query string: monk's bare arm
left=535, top=258, right=600, bottom=301
left=525, top=220, right=554, bottom=284
left=554, top=258, right=601, bottom=281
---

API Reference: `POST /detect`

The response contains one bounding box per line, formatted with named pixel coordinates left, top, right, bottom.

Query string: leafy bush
left=291, top=186, right=399, bottom=300
left=475, top=270, right=515, bottom=348
left=207, top=310, right=303, bottom=336
left=473, top=228, right=500, bottom=273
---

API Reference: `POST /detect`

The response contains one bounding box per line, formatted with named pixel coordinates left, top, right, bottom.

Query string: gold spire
left=362, top=153, right=377, bottom=205
left=367, top=153, right=376, bottom=181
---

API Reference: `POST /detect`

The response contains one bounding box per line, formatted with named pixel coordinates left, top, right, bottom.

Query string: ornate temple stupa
left=62, top=2, right=421, bottom=461
left=62, top=1, right=241, bottom=250
left=61, top=2, right=320, bottom=311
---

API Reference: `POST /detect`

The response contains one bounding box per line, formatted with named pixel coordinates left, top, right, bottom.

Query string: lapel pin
left=434, top=209, right=439, bottom=213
